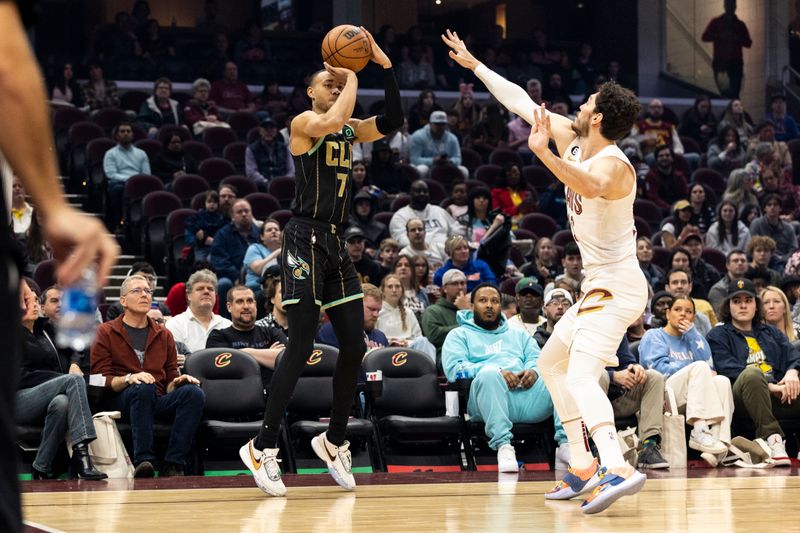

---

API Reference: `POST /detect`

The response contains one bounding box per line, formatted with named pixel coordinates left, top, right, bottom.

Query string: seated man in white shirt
left=399, top=217, right=448, bottom=271
left=165, top=269, right=231, bottom=354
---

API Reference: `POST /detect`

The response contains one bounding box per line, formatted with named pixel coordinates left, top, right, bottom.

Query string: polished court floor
left=21, top=466, right=800, bottom=532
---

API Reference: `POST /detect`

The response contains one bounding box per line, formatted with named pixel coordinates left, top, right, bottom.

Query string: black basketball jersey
left=292, top=124, right=356, bottom=225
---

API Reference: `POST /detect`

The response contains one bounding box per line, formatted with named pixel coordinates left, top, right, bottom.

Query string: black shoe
left=134, top=461, right=155, bottom=478
left=31, top=466, right=52, bottom=480
left=637, top=443, right=670, bottom=469
left=69, top=443, right=108, bottom=480
left=160, top=461, right=184, bottom=477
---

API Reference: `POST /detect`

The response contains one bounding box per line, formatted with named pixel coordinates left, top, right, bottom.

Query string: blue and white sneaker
left=580, top=464, right=646, bottom=514
left=545, top=458, right=600, bottom=500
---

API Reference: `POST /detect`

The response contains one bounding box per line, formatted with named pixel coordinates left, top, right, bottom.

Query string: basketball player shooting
left=240, top=27, right=403, bottom=497
left=443, top=29, right=646, bottom=514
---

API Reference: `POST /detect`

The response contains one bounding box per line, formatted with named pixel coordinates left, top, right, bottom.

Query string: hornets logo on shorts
left=287, top=252, right=311, bottom=280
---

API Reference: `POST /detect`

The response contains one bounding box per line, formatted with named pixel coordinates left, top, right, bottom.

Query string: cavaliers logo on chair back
left=214, top=353, right=232, bottom=368
left=391, top=352, right=408, bottom=367
left=307, top=349, right=323, bottom=365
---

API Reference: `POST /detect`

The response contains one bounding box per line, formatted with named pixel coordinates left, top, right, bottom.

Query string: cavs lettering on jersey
left=293, top=124, right=356, bottom=224
left=562, top=141, right=638, bottom=269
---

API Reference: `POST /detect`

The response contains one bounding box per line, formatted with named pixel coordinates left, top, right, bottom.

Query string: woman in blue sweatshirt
left=639, top=296, right=732, bottom=462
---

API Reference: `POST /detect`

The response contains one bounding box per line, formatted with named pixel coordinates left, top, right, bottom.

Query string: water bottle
left=56, top=269, right=99, bottom=352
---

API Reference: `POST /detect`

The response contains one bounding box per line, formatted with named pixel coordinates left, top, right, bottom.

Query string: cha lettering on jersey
left=565, top=187, right=583, bottom=215
left=324, top=140, right=352, bottom=170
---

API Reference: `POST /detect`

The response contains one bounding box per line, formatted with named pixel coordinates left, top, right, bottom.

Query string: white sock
left=693, top=420, right=709, bottom=434
left=564, top=419, right=594, bottom=469
left=591, top=425, right=626, bottom=469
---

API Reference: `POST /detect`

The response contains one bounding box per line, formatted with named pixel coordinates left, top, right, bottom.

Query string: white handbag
left=660, top=387, right=686, bottom=468
left=70, top=411, right=134, bottom=478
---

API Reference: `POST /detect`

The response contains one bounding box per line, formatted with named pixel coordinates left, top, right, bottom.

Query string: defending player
left=443, top=29, right=647, bottom=514
left=240, top=27, right=403, bottom=496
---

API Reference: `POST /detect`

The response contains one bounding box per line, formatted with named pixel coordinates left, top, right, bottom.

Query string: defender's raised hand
left=441, top=29, right=480, bottom=71
left=528, top=103, right=553, bottom=155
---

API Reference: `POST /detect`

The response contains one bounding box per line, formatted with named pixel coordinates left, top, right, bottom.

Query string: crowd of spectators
left=13, top=3, right=800, bottom=478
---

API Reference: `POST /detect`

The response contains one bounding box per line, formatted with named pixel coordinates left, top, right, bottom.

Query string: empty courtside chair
left=222, top=141, right=248, bottom=173
left=134, top=139, right=163, bottom=167
left=278, top=344, right=378, bottom=473
left=268, top=176, right=296, bottom=208
left=85, top=137, right=116, bottom=211
left=520, top=213, right=559, bottom=239
left=124, top=174, right=164, bottom=250
left=245, top=192, right=281, bottom=220
left=141, top=191, right=182, bottom=271
left=423, top=179, right=447, bottom=205
left=184, top=348, right=265, bottom=466
left=489, top=147, right=524, bottom=168
left=202, top=126, right=238, bottom=156
left=691, top=168, right=726, bottom=196
left=182, top=140, right=213, bottom=164
left=66, top=121, right=106, bottom=188
left=166, top=208, right=196, bottom=282
left=460, top=147, right=482, bottom=175
left=227, top=111, right=260, bottom=140
left=430, top=163, right=465, bottom=189
left=221, top=175, right=258, bottom=197
left=172, top=174, right=210, bottom=206
left=53, top=107, right=88, bottom=173
left=198, top=157, right=236, bottom=187
left=91, top=107, right=128, bottom=136
left=474, top=164, right=502, bottom=187
left=270, top=209, right=293, bottom=229
left=522, top=165, right=555, bottom=193
left=362, top=348, right=464, bottom=472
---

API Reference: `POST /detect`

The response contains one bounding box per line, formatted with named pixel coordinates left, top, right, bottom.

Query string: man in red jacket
left=91, top=275, right=205, bottom=478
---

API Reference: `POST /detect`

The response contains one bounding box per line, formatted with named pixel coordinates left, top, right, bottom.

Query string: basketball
left=321, top=24, right=372, bottom=73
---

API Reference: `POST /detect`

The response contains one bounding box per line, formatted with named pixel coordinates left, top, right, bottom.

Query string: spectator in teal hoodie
left=639, top=296, right=732, bottom=463
left=441, top=283, right=562, bottom=472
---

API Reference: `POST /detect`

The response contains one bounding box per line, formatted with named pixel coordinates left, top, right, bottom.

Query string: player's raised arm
left=348, top=27, right=404, bottom=143
left=291, top=63, right=358, bottom=152
left=441, top=29, right=575, bottom=152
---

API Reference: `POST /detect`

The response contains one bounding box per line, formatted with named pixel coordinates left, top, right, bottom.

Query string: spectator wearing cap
left=389, top=180, right=463, bottom=248
left=644, top=144, right=689, bottom=213
left=765, top=94, right=798, bottom=142
left=398, top=217, right=448, bottom=271
left=661, top=199, right=699, bottom=250
left=243, top=217, right=281, bottom=294
left=183, top=77, right=228, bottom=136
left=679, top=233, right=722, bottom=300
left=245, top=117, right=293, bottom=189
left=507, top=277, right=546, bottom=336
left=348, top=191, right=389, bottom=251
left=421, top=269, right=472, bottom=367
left=707, top=278, right=800, bottom=466
left=750, top=194, right=798, bottom=270
left=433, top=235, right=496, bottom=293
left=344, top=226, right=385, bottom=285
left=408, top=110, right=467, bottom=179
left=165, top=269, right=231, bottom=354
left=708, top=249, right=749, bottom=316
left=441, top=283, right=563, bottom=472
left=532, top=288, right=573, bottom=348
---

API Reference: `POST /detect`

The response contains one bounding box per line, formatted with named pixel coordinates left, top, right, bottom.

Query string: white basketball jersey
left=561, top=140, right=638, bottom=269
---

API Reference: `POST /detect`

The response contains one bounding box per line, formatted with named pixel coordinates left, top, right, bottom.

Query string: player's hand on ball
left=441, top=29, right=480, bottom=71
left=360, top=27, right=390, bottom=68
left=528, top=104, right=553, bottom=155
left=323, top=62, right=354, bottom=82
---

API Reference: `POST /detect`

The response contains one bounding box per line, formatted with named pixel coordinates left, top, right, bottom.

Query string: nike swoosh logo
left=324, top=445, right=337, bottom=463
left=249, top=442, right=263, bottom=470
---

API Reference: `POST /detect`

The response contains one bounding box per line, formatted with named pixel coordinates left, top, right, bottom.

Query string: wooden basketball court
left=21, top=467, right=800, bottom=532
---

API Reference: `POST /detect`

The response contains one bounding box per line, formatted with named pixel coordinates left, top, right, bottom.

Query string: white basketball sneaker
left=239, top=439, right=287, bottom=497
left=311, top=432, right=356, bottom=490
left=497, top=444, right=519, bottom=473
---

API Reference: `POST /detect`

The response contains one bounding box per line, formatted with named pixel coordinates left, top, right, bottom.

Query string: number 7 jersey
left=292, top=123, right=356, bottom=224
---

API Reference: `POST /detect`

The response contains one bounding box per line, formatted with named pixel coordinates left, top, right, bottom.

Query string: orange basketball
left=321, top=25, right=372, bottom=73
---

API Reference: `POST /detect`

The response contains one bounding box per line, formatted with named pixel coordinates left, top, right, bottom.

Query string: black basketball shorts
left=281, top=217, right=363, bottom=310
